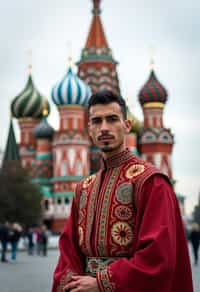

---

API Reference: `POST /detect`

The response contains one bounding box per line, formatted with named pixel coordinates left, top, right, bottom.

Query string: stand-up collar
left=101, top=148, right=135, bottom=169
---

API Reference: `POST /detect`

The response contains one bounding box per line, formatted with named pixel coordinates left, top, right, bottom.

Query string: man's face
left=88, top=102, right=132, bottom=154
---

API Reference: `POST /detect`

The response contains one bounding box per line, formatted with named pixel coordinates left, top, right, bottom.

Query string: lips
left=98, top=135, right=114, bottom=141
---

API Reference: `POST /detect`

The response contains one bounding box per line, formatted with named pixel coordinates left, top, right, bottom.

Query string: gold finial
left=43, top=108, right=49, bottom=117
left=93, top=0, right=101, bottom=15
left=66, top=41, right=73, bottom=69
left=68, top=55, right=72, bottom=68
left=27, top=49, right=32, bottom=74
left=42, top=99, right=49, bottom=117
left=149, top=46, right=156, bottom=71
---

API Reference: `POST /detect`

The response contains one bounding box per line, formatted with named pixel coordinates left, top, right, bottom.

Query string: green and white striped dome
left=11, top=74, right=50, bottom=119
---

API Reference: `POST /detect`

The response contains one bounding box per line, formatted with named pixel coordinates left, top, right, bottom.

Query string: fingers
left=71, top=275, right=82, bottom=281
left=70, top=288, right=81, bottom=292
left=63, top=280, right=79, bottom=291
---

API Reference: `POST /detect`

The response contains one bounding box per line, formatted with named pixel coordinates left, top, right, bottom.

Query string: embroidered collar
left=101, top=148, right=135, bottom=169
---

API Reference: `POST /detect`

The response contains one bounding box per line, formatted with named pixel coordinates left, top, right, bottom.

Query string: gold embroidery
left=79, top=191, right=87, bottom=209
left=97, top=267, right=115, bottom=291
left=86, top=257, right=119, bottom=276
left=83, top=174, right=96, bottom=189
left=125, top=164, right=145, bottom=179
left=78, top=226, right=84, bottom=246
left=97, top=168, right=120, bottom=256
left=83, top=172, right=101, bottom=255
left=116, top=183, right=133, bottom=204
left=111, top=221, right=133, bottom=246
left=114, top=205, right=133, bottom=221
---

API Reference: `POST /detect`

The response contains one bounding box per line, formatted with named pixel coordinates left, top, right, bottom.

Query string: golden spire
left=42, top=98, right=49, bottom=117
left=43, top=108, right=49, bottom=117
left=149, top=46, right=156, bottom=71
left=66, top=41, right=73, bottom=69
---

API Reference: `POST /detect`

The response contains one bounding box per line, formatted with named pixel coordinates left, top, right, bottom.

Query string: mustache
left=97, top=134, right=115, bottom=141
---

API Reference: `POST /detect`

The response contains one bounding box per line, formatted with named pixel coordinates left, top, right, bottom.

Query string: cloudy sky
left=0, top=0, right=199, bottom=214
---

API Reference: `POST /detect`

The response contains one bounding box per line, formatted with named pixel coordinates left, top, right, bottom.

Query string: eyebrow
left=90, top=113, right=120, bottom=120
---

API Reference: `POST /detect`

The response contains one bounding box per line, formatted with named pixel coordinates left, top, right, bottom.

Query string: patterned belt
left=85, top=256, right=120, bottom=276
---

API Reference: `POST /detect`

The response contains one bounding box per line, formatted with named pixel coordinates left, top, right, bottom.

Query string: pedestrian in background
left=41, top=224, right=49, bottom=256
left=26, top=227, right=35, bottom=255
left=10, top=223, right=22, bottom=262
left=0, top=222, right=10, bottom=262
left=189, top=222, right=200, bottom=265
left=35, top=226, right=42, bottom=255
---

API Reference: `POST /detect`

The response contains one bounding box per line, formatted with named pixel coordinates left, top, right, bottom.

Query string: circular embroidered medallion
left=114, top=205, right=133, bottom=221
left=78, top=226, right=84, bottom=246
left=125, top=164, right=145, bottom=179
left=79, top=191, right=87, bottom=209
left=111, top=221, right=133, bottom=246
left=83, top=174, right=96, bottom=189
left=116, top=183, right=133, bottom=204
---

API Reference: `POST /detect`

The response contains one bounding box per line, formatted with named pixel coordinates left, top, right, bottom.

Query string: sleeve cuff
left=96, top=267, right=115, bottom=291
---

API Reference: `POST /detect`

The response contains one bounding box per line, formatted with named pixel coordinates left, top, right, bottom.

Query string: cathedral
left=6, top=0, right=176, bottom=232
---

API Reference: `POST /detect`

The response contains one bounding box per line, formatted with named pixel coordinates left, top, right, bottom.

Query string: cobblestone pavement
left=0, top=246, right=199, bottom=292
left=189, top=244, right=200, bottom=292
left=0, top=249, right=59, bottom=292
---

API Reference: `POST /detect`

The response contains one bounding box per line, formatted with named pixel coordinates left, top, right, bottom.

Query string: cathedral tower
left=33, top=112, right=55, bottom=222
left=51, top=64, right=91, bottom=230
left=138, top=61, right=174, bottom=179
left=11, top=66, right=50, bottom=170
left=77, top=0, right=123, bottom=172
left=77, top=0, right=120, bottom=95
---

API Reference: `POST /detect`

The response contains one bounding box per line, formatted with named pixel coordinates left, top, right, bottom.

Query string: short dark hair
left=88, top=90, right=127, bottom=119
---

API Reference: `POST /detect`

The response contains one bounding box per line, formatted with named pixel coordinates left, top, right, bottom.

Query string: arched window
left=44, top=200, right=49, bottom=210
left=158, top=132, right=173, bottom=143
left=76, top=161, right=82, bottom=176
left=65, top=197, right=70, bottom=205
left=57, top=198, right=62, bottom=205
left=61, top=161, right=67, bottom=176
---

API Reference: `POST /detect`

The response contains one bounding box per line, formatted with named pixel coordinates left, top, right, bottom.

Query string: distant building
left=7, top=0, right=178, bottom=232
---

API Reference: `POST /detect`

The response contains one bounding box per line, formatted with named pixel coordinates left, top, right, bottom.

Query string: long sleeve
left=97, top=175, right=193, bottom=292
left=52, top=186, right=84, bottom=292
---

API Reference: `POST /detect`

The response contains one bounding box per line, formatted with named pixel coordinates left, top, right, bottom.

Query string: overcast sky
left=0, top=0, right=199, bottom=215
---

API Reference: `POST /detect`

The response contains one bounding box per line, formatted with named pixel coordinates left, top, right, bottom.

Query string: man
left=189, top=222, right=200, bottom=265
left=52, top=90, right=193, bottom=292
left=0, top=222, right=9, bottom=262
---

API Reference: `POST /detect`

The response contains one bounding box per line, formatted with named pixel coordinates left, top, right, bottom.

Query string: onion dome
left=51, top=67, right=91, bottom=107
left=33, top=111, right=54, bottom=139
left=11, top=74, right=50, bottom=119
left=138, top=70, right=168, bottom=106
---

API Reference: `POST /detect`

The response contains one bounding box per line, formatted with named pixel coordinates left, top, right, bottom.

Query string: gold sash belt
left=85, top=256, right=120, bottom=276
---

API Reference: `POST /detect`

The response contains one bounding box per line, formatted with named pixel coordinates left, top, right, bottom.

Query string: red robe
left=52, top=149, right=193, bottom=292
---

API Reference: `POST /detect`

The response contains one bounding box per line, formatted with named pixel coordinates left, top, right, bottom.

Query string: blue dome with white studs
left=51, top=67, right=91, bottom=107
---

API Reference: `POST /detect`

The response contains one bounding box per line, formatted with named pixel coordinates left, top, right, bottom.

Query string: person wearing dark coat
left=190, top=222, right=200, bottom=265
left=26, top=227, right=35, bottom=255
left=0, top=222, right=10, bottom=262
left=41, top=225, right=48, bottom=256
left=10, top=223, right=22, bottom=261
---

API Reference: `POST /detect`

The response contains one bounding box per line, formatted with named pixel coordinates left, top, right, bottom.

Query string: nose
left=100, top=119, right=109, bottom=131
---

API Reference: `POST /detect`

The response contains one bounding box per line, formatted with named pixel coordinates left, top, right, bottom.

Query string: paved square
left=0, top=245, right=199, bottom=292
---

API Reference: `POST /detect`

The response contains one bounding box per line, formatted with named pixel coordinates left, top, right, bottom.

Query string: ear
left=88, top=122, right=92, bottom=139
left=124, top=119, right=132, bottom=133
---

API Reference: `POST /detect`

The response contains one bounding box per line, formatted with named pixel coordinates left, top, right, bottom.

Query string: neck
left=102, top=143, right=126, bottom=160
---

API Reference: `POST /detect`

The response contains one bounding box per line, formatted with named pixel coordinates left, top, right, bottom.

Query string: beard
left=100, top=141, right=123, bottom=153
